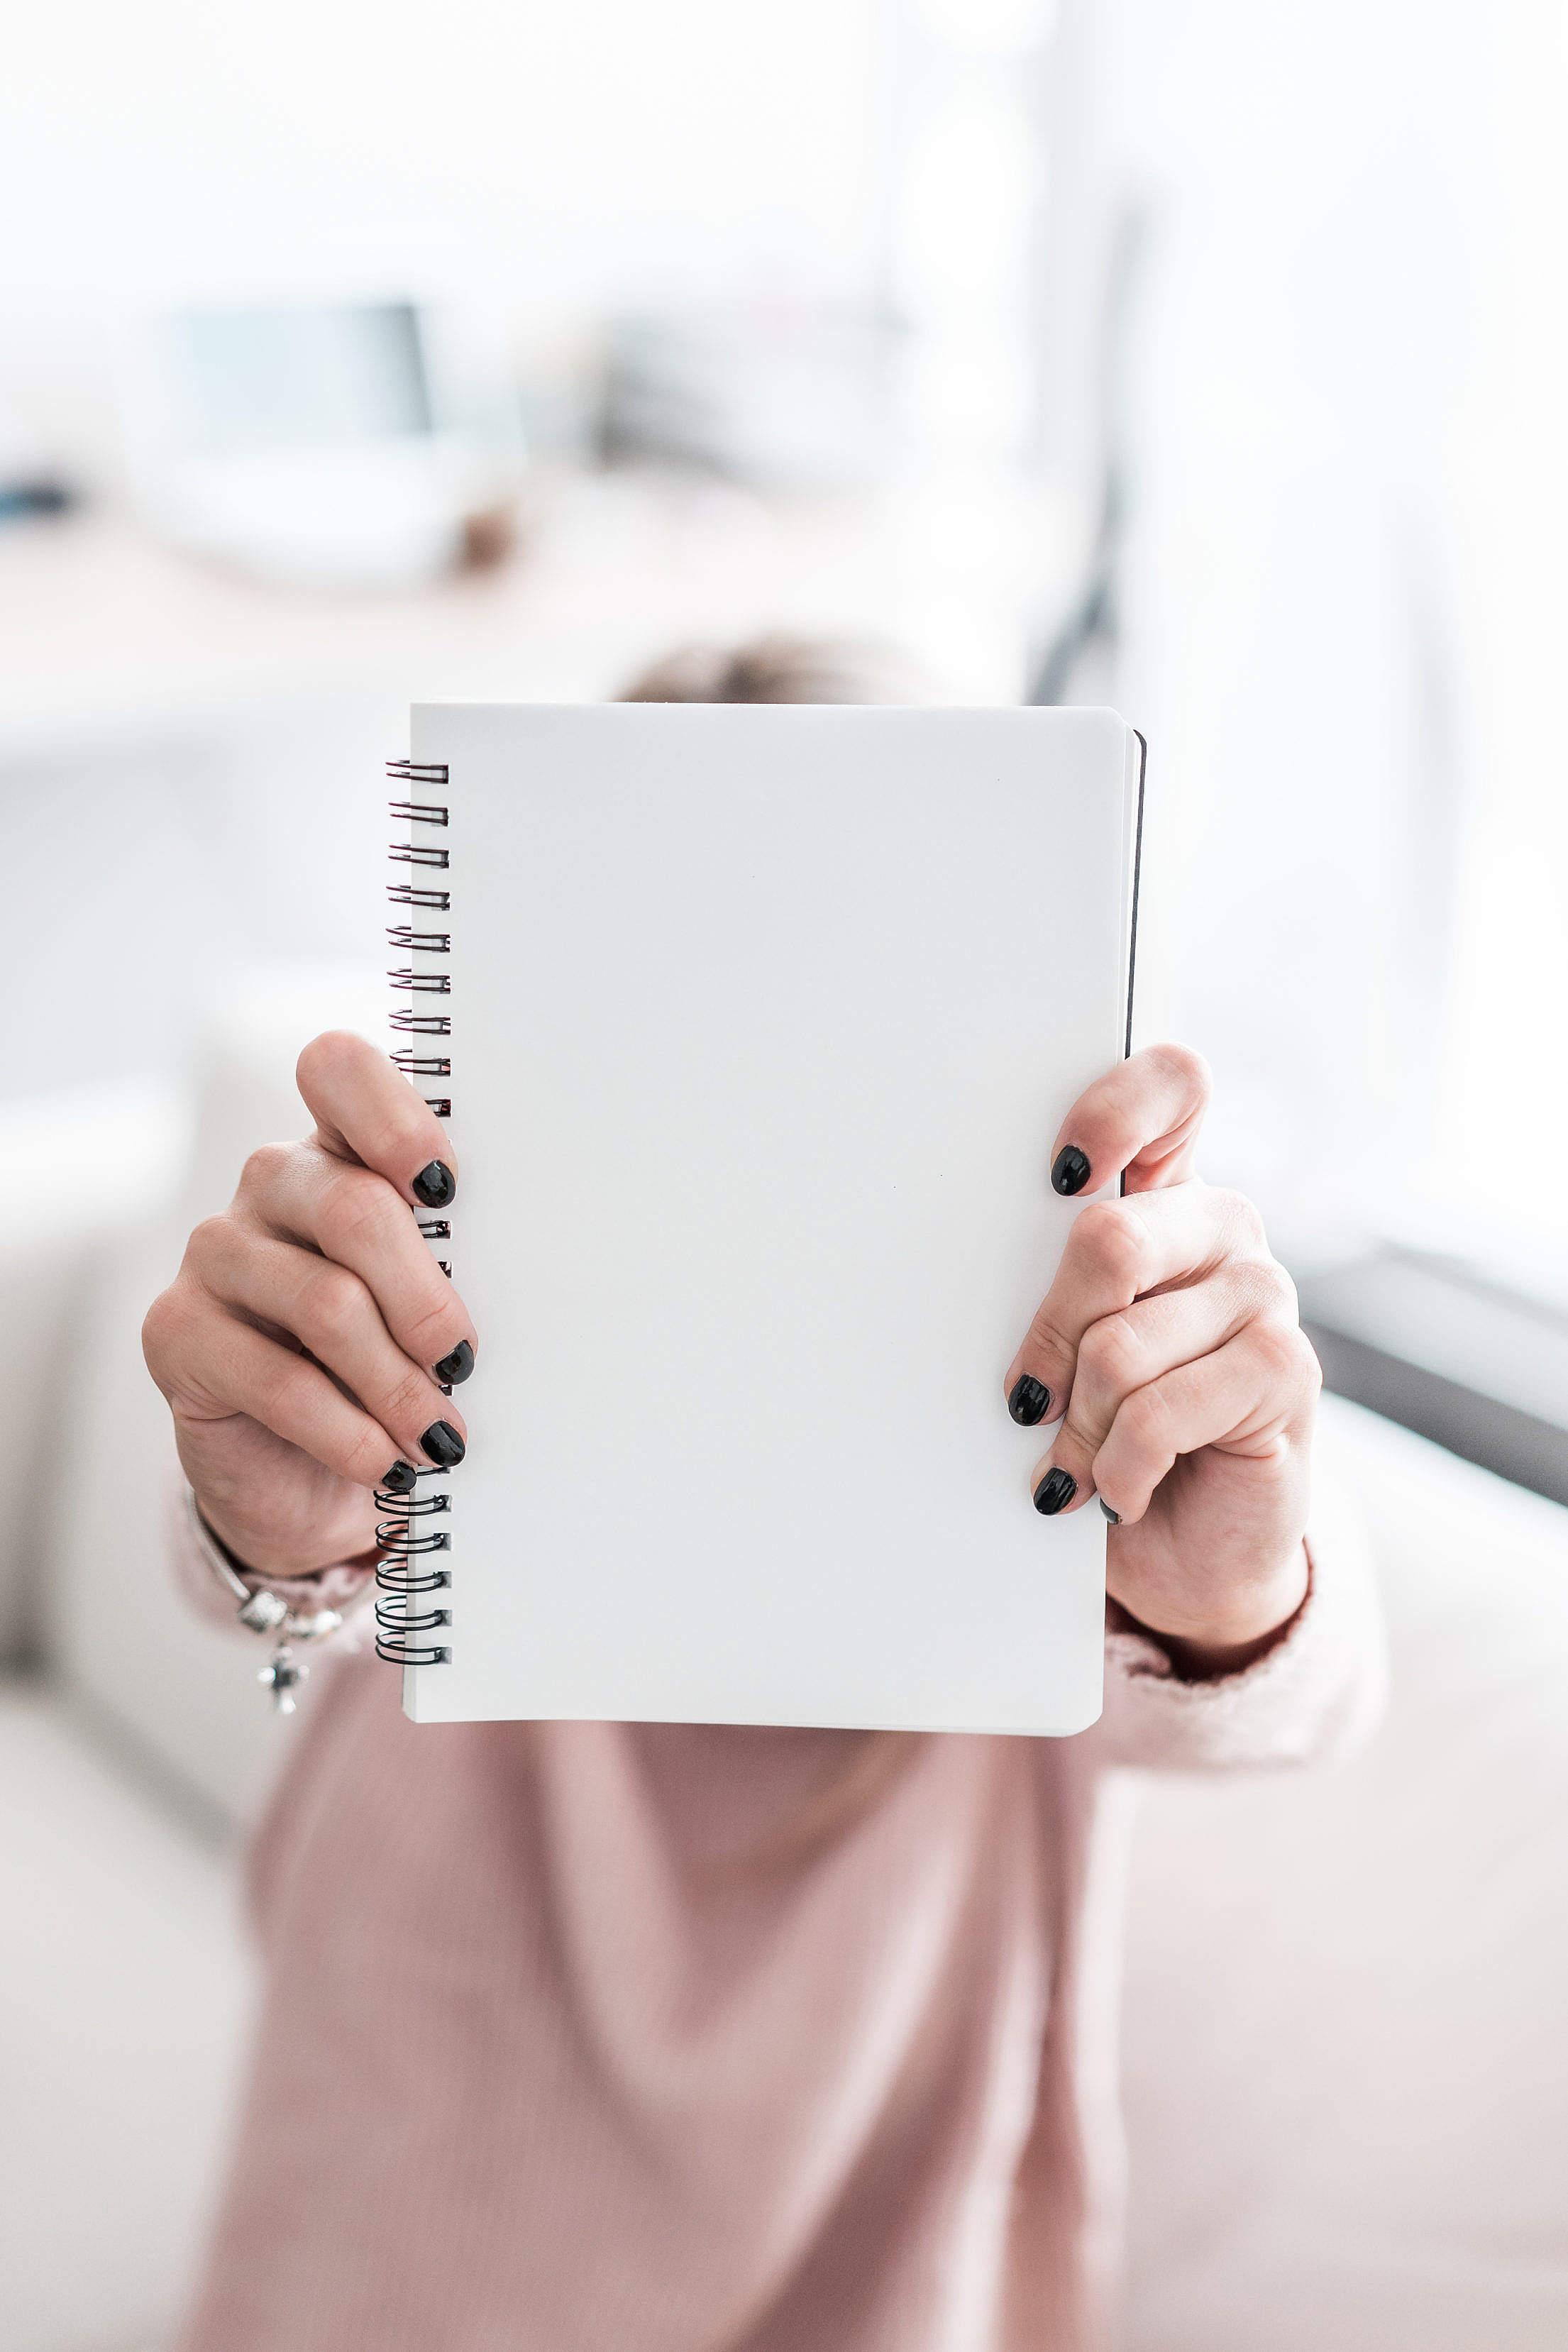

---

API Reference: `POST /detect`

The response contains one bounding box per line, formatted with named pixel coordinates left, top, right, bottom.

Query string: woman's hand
left=143, top=1032, right=477, bottom=1578
left=1003, top=1044, right=1318, bottom=1677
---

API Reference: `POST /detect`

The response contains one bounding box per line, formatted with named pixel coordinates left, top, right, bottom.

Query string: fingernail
left=434, top=1340, right=475, bottom=1386
left=412, top=1160, right=457, bottom=1209
left=381, top=1460, right=419, bottom=1496
left=1098, top=1496, right=1120, bottom=1525
left=1051, top=1145, right=1092, bottom=1197
left=1033, top=1467, right=1077, bottom=1515
left=1007, top=1374, right=1052, bottom=1426
left=421, top=1419, right=466, bottom=1467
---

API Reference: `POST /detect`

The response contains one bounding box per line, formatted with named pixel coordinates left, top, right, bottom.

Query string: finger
left=1005, top=1183, right=1268, bottom=1426
left=234, top=1149, right=476, bottom=1386
left=189, top=1222, right=468, bottom=1472
left=155, top=1293, right=428, bottom=1493
left=1047, top=1042, right=1211, bottom=1201
left=1081, top=1321, right=1320, bottom=1525
left=1029, top=1260, right=1293, bottom=1504
left=296, top=1029, right=458, bottom=1210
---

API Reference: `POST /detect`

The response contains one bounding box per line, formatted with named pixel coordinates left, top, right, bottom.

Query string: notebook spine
left=377, top=759, right=455, bottom=1669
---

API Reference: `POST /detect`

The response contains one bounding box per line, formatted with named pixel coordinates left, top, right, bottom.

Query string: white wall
left=1, top=0, right=886, bottom=476
left=1080, top=0, right=1568, bottom=1271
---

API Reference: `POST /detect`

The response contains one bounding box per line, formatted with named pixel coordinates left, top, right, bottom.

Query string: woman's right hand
left=143, top=1032, right=477, bottom=1578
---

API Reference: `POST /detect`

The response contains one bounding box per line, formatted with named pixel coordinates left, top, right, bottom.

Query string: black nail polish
left=1033, top=1466, right=1077, bottom=1515
left=381, top=1460, right=419, bottom=1496
left=1098, top=1496, right=1121, bottom=1525
left=412, top=1160, right=456, bottom=1209
left=434, top=1340, right=475, bottom=1386
left=1051, top=1145, right=1092, bottom=1197
left=1007, top=1374, right=1052, bottom=1426
left=421, top=1419, right=466, bottom=1467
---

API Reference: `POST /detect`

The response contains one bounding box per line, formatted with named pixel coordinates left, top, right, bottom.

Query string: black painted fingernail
left=1098, top=1496, right=1121, bottom=1525
left=421, top=1419, right=466, bottom=1467
left=382, top=1460, right=419, bottom=1496
left=1033, top=1466, right=1078, bottom=1515
left=1051, top=1145, right=1092, bottom=1197
left=434, top=1339, right=475, bottom=1386
left=412, top=1160, right=456, bottom=1209
left=1007, top=1374, right=1052, bottom=1426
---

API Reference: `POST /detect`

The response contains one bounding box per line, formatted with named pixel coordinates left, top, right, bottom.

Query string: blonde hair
left=620, top=630, right=932, bottom=1872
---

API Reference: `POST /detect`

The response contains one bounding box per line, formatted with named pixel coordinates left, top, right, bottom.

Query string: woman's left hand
left=1003, top=1044, right=1318, bottom=1677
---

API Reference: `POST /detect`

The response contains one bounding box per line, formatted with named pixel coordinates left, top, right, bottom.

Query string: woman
left=144, top=642, right=1384, bottom=2351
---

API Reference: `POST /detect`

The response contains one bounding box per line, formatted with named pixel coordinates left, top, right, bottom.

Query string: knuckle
left=384, top=1365, right=438, bottom=1428
left=1212, top=1187, right=1267, bottom=1251
left=404, top=1292, right=463, bottom=1359
left=1059, top=1402, right=1103, bottom=1462
left=258, top=1351, right=311, bottom=1422
left=1293, top=1327, right=1325, bottom=1398
left=1237, top=1193, right=1270, bottom=1250
left=183, top=1213, right=232, bottom=1274
left=300, top=1263, right=368, bottom=1347
left=1252, top=1318, right=1318, bottom=1391
left=318, top=1165, right=400, bottom=1258
left=1072, top=1201, right=1147, bottom=1296
left=349, top=1424, right=395, bottom=1486
left=297, top=1028, right=372, bottom=1098
left=1230, top=1257, right=1296, bottom=1326
left=1024, top=1303, right=1070, bottom=1366
left=140, top=1284, right=191, bottom=1376
left=1259, top=1256, right=1299, bottom=1318
left=1122, top=1379, right=1176, bottom=1450
left=1078, top=1312, right=1144, bottom=1393
left=368, top=1109, right=431, bottom=1176
left=1149, top=1040, right=1212, bottom=1105
left=238, top=1142, right=292, bottom=1199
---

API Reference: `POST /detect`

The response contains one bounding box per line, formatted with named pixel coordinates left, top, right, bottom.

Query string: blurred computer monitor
left=123, top=297, right=523, bottom=587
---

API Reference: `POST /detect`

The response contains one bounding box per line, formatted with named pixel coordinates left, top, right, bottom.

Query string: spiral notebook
left=377, top=703, right=1145, bottom=1735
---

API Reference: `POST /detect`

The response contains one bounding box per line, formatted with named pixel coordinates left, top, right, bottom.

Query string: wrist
left=176, top=1432, right=379, bottom=1579
left=190, top=1499, right=273, bottom=1586
left=191, top=1491, right=373, bottom=1584
left=1112, top=1540, right=1311, bottom=1682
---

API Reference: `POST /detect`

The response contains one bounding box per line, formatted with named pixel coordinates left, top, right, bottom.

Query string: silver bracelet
left=184, top=1486, right=344, bottom=1714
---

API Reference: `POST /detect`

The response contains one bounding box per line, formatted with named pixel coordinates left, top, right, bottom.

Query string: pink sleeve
left=1090, top=1459, right=1388, bottom=1772
left=166, top=1476, right=377, bottom=1656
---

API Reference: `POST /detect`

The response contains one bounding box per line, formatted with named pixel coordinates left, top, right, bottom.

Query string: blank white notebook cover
left=394, top=702, right=1144, bottom=1734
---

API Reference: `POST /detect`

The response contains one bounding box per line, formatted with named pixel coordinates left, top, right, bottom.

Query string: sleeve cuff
left=1094, top=1463, right=1388, bottom=1772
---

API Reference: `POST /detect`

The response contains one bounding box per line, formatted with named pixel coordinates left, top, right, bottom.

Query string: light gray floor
left=1, top=1680, right=255, bottom=2352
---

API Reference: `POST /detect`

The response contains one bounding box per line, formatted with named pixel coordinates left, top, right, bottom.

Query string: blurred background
left=5, top=4, right=1567, bottom=2349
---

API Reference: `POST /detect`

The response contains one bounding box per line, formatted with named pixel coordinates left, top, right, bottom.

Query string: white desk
left=0, top=463, right=1078, bottom=744
left=5, top=465, right=1081, bottom=1102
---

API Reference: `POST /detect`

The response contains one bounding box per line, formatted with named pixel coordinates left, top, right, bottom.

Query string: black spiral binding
left=376, top=759, right=455, bottom=1671
left=373, top=1470, right=451, bottom=1664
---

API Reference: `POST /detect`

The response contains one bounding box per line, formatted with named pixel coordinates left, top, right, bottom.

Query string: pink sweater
left=171, top=1478, right=1384, bottom=2352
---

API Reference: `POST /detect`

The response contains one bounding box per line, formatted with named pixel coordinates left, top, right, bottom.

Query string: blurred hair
left=619, top=632, right=936, bottom=707
left=620, top=628, right=932, bottom=1874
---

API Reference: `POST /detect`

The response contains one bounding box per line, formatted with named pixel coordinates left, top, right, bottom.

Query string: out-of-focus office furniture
left=121, top=297, right=525, bottom=589
left=0, top=465, right=1074, bottom=1108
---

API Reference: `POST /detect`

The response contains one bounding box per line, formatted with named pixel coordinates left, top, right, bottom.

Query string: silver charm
left=259, top=1643, right=307, bottom=1714
left=253, top=1612, right=342, bottom=1713
left=185, top=1489, right=345, bottom=1712
left=237, top=1586, right=290, bottom=1635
